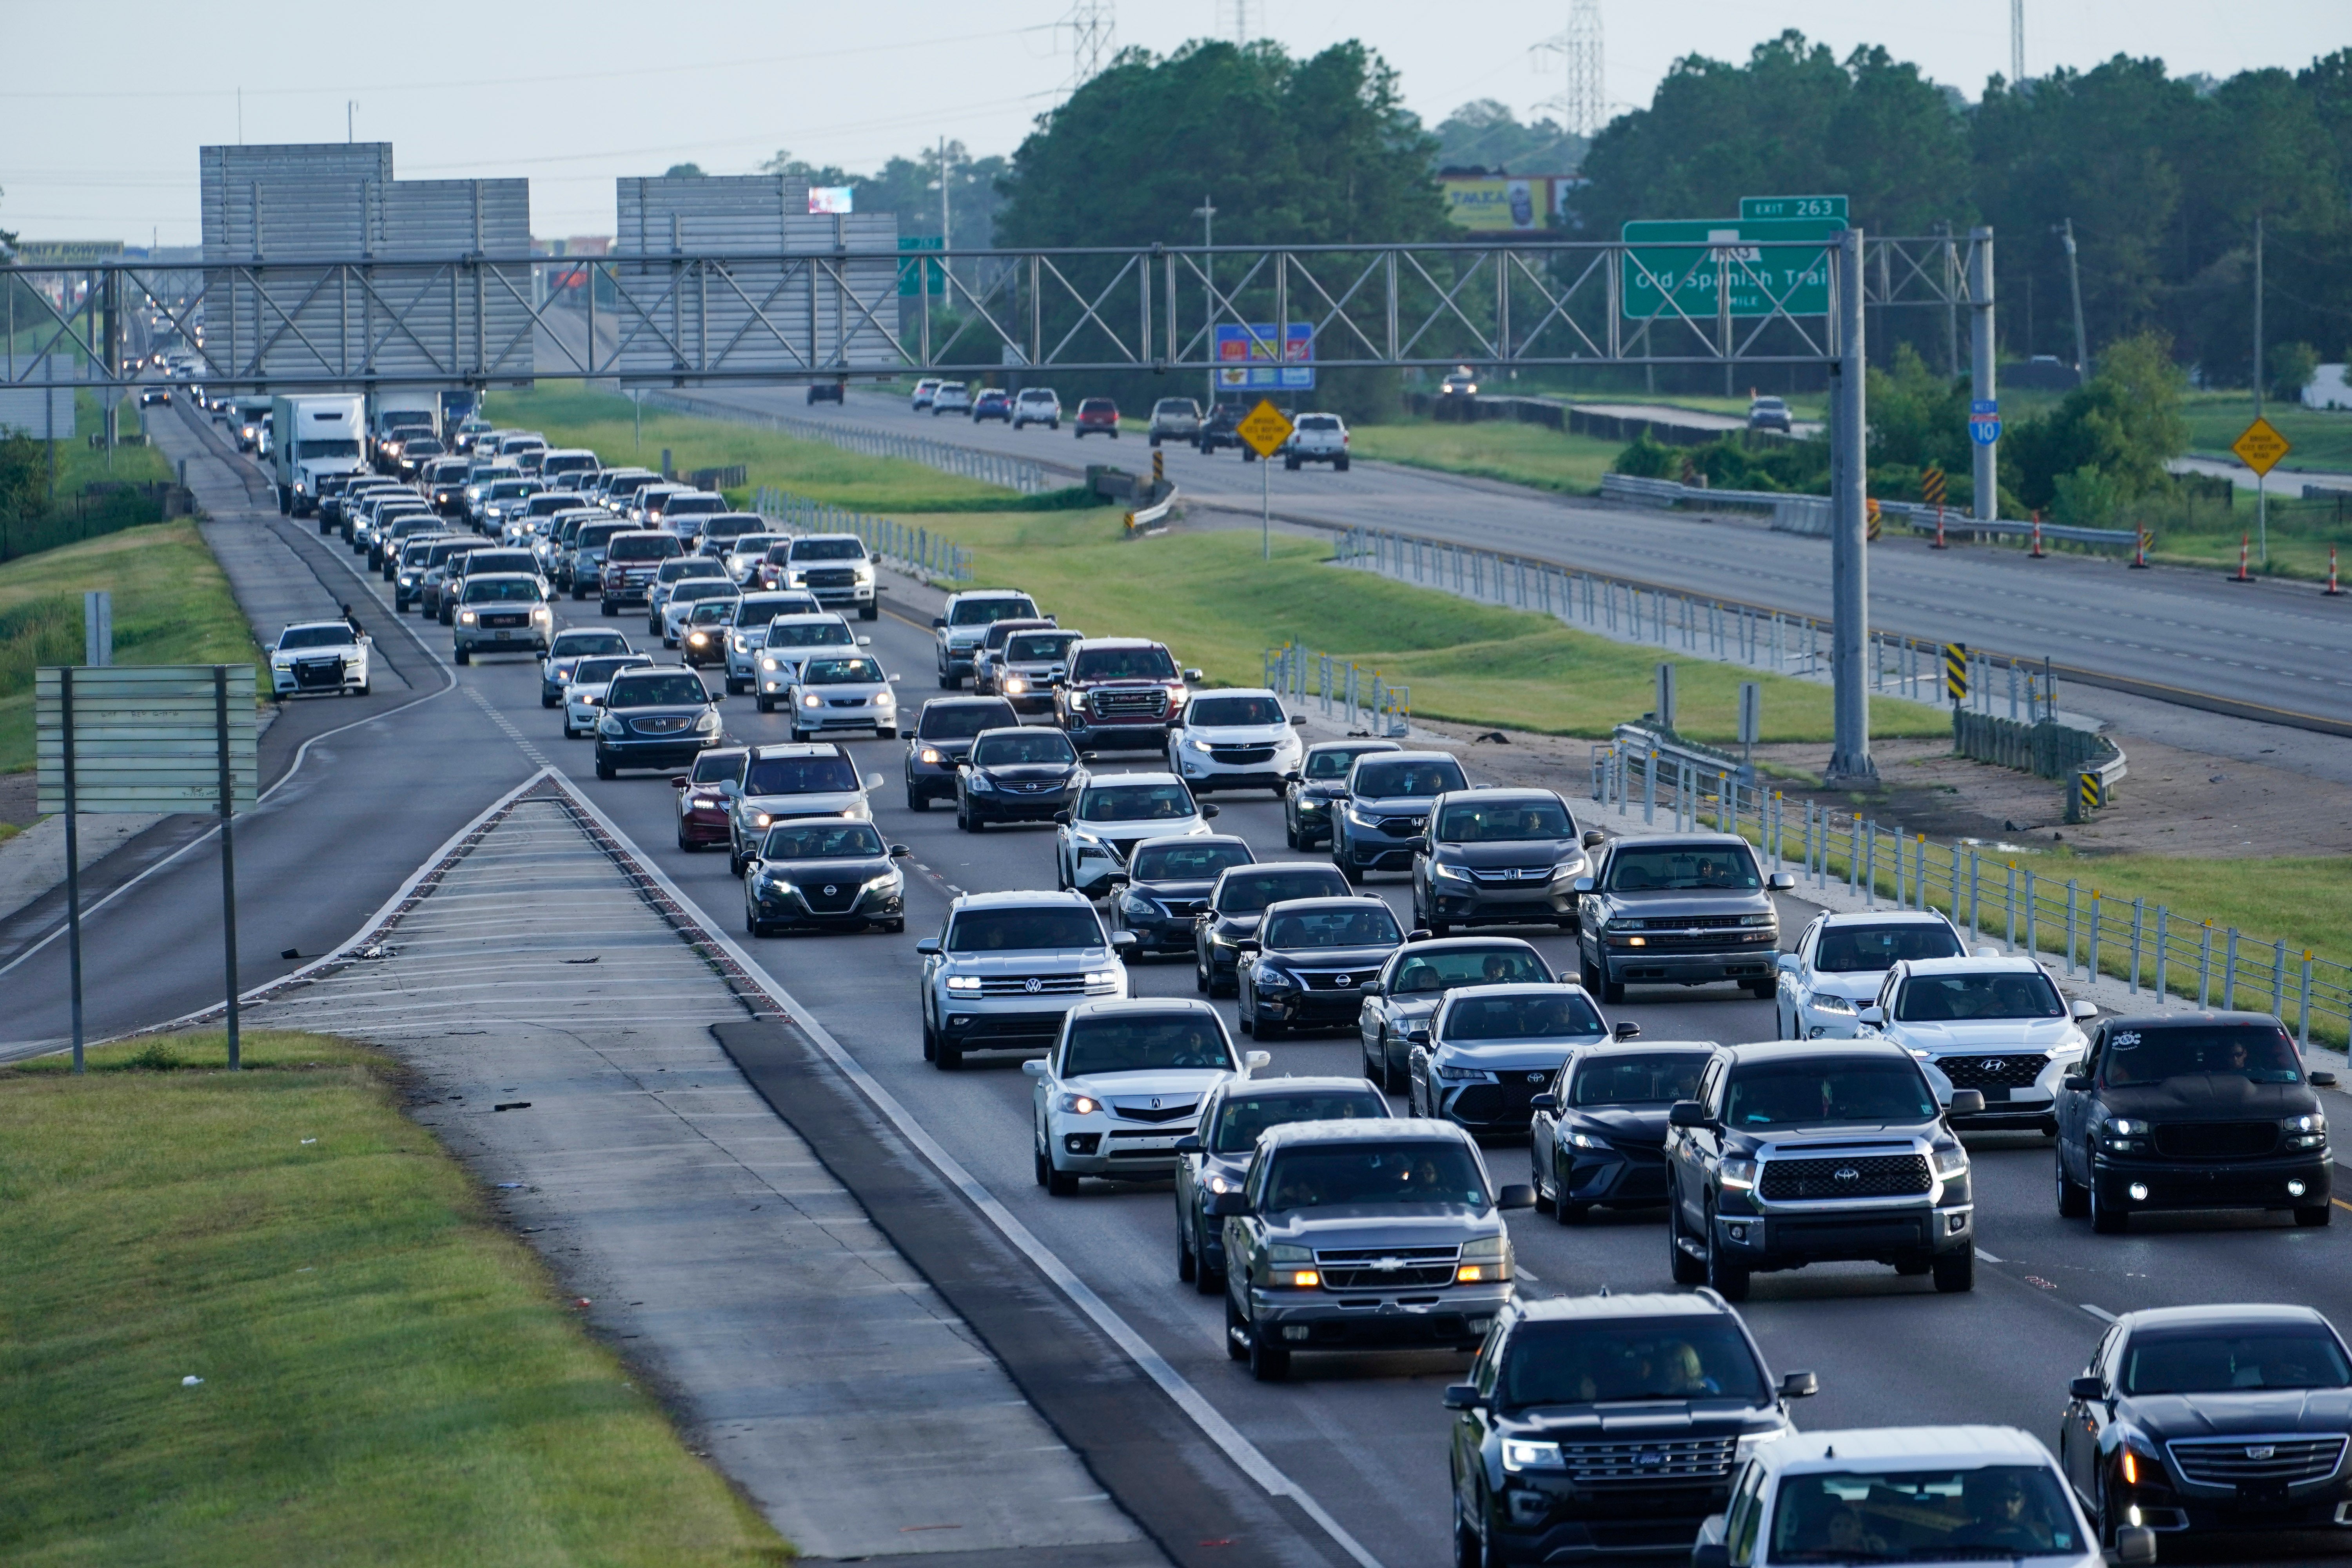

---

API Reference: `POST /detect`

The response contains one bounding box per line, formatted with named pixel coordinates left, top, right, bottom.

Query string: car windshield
left=1438, top=800, right=1573, bottom=842
left=804, top=658, right=883, bottom=684
left=1189, top=696, right=1285, bottom=727
left=950, top=597, right=1040, bottom=626
left=1063, top=1013, right=1234, bottom=1075
left=607, top=673, right=708, bottom=707
left=1894, top=970, right=2064, bottom=1022
left=767, top=622, right=854, bottom=648
left=1388, top=947, right=1552, bottom=994
left=489, top=481, right=534, bottom=499
left=735, top=599, right=816, bottom=628
left=2121, top=1328, right=2352, bottom=1395
left=1354, top=758, right=1466, bottom=798
left=2100, top=1023, right=2304, bottom=1086
left=1262, top=1144, right=1486, bottom=1212
left=972, top=731, right=1077, bottom=766
left=745, top=756, right=859, bottom=794
left=1767, top=1466, right=2081, bottom=1564
left=945, top=907, right=1104, bottom=953
left=1131, top=841, right=1254, bottom=882
left=793, top=539, right=866, bottom=561
left=1606, top=845, right=1762, bottom=891
left=1216, top=868, right=1346, bottom=914
left=729, top=535, right=783, bottom=556
left=279, top=625, right=355, bottom=649
left=1263, top=906, right=1403, bottom=950
left=1441, top=991, right=1603, bottom=1042
left=1572, top=1052, right=1711, bottom=1106
left=921, top=704, right=1017, bottom=740
left=688, top=601, right=735, bottom=624
left=664, top=563, right=727, bottom=585
left=463, top=580, right=542, bottom=603
left=1209, top=1090, right=1386, bottom=1153
left=574, top=657, right=648, bottom=683
left=1305, top=745, right=1391, bottom=781
left=760, top=822, right=886, bottom=860
left=1007, top=632, right=1081, bottom=662
left=1081, top=782, right=1195, bottom=823
left=690, top=751, right=742, bottom=784
left=1502, top=1319, right=1767, bottom=1408
left=1073, top=645, right=1176, bottom=680
left=552, top=632, right=629, bottom=656
left=1816, top=923, right=1965, bottom=973
left=1725, top=1062, right=1940, bottom=1126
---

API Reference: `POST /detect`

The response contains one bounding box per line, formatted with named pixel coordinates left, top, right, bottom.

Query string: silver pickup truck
left=1148, top=397, right=1202, bottom=446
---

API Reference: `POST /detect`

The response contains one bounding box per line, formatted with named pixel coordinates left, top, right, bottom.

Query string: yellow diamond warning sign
left=1236, top=398, right=1294, bottom=459
left=2231, top=417, right=2291, bottom=477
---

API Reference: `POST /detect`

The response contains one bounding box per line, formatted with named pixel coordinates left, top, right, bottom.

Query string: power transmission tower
left=1066, top=0, right=1114, bottom=89
left=1218, top=0, right=1257, bottom=45
left=1531, top=1, right=1606, bottom=138
left=2010, top=0, right=2025, bottom=85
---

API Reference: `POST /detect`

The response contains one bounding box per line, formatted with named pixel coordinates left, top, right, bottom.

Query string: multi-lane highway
left=675, top=383, right=2352, bottom=733
left=10, top=407, right=2350, bottom=1565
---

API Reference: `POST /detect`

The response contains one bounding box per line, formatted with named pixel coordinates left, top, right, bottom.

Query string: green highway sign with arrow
left=1620, top=216, right=1845, bottom=320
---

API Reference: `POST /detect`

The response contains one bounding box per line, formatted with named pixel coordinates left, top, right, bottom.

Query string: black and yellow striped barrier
left=1942, top=642, right=1967, bottom=703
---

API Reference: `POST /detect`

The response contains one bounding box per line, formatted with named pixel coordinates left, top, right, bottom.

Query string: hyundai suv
left=916, top=892, right=1136, bottom=1067
left=1572, top=833, right=1794, bottom=1004
left=1859, top=955, right=2098, bottom=1131
left=1330, top=750, right=1468, bottom=883
left=1055, top=637, right=1200, bottom=752
left=1167, top=688, right=1303, bottom=796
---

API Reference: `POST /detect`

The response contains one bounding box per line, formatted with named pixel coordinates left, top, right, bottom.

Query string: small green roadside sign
left=1739, top=194, right=1848, bottom=221
left=897, top=236, right=945, bottom=297
left=1620, top=216, right=1845, bottom=321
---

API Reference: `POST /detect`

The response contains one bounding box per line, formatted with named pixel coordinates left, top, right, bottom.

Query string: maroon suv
left=600, top=529, right=683, bottom=616
left=1053, top=637, right=1201, bottom=751
left=1074, top=397, right=1120, bottom=438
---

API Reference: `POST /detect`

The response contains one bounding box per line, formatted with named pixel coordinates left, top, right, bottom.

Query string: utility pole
left=1193, top=194, right=1218, bottom=408
left=1969, top=229, right=1998, bottom=528
left=347, top=101, right=355, bottom=143
left=2010, top=0, right=2025, bottom=85
left=1825, top=227, right=1876, bottom=786
left=2252, top=214, right=2265, bottom=420
left=2060, top=218, right=2089, bottom=381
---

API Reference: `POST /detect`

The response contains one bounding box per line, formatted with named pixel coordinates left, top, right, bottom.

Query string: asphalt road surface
left=679, top=383, right=2352, bottom=733
left=13, top=420, right=2351, bottom=1566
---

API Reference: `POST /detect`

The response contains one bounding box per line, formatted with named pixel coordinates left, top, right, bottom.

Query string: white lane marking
left=2080, top=1304, right=2118, bottom=1324
left=549, top=773, right=1386, bottom=1568
left=1974, top=1248, right=2003, bottom=1263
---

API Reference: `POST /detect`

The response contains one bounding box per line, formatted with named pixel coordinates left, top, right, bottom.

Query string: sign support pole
left=62, top=668, right=83, bottom=1073
left=1826, top=228, right=1876, bottom=785
left=1968, top=228, right=1997, bottom=527
left=1262, top=449, right=1270, bottom=562
left=216, top=666, right=240, bottom=1070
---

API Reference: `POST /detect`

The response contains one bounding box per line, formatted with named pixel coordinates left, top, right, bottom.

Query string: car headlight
left=693, top=710, right=720, bottom=732
left=689, top=793, right=722, bottom=809
left=732, top=635, right=751, bottom=652
left=1003, top=675, right=1027, bottom=694
left=1738, top=913, right=1775, bottom=927
left=1566, top=1128, right=1608, bottom=1149
left=1431, top=862, right=1472, bottom=882
left=1343, top=802, right=1379, bottom=828
left=944, top=975, right=982, bottom=993
left=1083, top=969, right=1122, bottom=993
left=2107, top=1118, right=2149, bottom=1137
left=597, top=716, right=624, bottom=736
left=1057, top=1093, right=1101, bottom=1115
left=860, top=872, right=900, bottom=897
left=2285, top=1113, right=2327, bottom=1149
left=532, top=606, right=551, bottom=622
left=1809, top=994, right=1856, bottom=1014
left=1167, top=684, right=1188, bottom=705
left=1930, top=1144, right=1970, bottom=1180
left=1720, top=1158, right=1759, bottom=1191
left=966, top=771, right=997, bottom=791
left=1434, top=1062, right=1492, bottom=1082
left=1120, top=894, right=1159, bottom=919
left=1184, top=736, right=1213, bottom=753
left=759, top=657, right=780, bottom=672
left=1550, top=853, right=1587, bottom=878
left=1267, top=1243, right=1312, bottom=1267
left=874, top=690, right=895, bottom=707
left=1254, top=966, right=1299, bottom=992
left=459, top=610, right=478, bottom=624
left=800, top=692, right=822, bottom=708
left=1500, top=1438, right=1563, bottom=1473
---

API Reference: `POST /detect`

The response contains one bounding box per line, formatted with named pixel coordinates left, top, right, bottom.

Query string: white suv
left=932, top=381, right=972, bottom=416
left=1025, top=999, right=1264, bottom=1194
left=911, top=378, right=942, bottom=411
left=1282, top=412, right=1350, bottom=471
left=1167, top=687, right=1303, bottom=796
left=918, top=892, right=1136, bottom=1069
left=1055, top=773, right=1220, bottom=898
left=1774, top=910, right=1967, bottom=1040
left=1857, top=954, right=2098, bottom=1132
left=1012, top=387, right=1061, bottom=430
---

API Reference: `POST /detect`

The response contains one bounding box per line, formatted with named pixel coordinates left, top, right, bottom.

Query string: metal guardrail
left=1123, top=485, right=1180, bottom=537
left=645, top=392, right=1053, bottom=494
left=1263, top=644, right=1410, bottom=737
left=750, top=485, right=974, bottom=586
left=1583, top=743, right=2348, bottom=1050
left=1599, top=470, right=2138, bottom=550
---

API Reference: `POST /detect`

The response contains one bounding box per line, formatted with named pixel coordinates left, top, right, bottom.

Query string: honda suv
left=1055, top=637, right=1200, bottom=752
left=1330, top=750, right=1468, bottom=883
left=916, top=892, right=1135, bottom=1067
left=1411, top=788, right=1594, bottom=935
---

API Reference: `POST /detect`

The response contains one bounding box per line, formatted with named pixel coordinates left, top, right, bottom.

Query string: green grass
left=0, top=1030, right=790, bottom=1568
left=1346, top=422, right=1623, bottom=495
left=0, top=522, right=266, bottom=773
left=2183, top=391, right=2352, bottom=472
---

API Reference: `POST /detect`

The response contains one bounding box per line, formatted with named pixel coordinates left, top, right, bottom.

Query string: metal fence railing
left=1584, top=738, right=2349, bottom=1050
left=751, top=485, right=974, bottom=586
left=1263, top=644, right=1411, bottom=737
left=642, top=391, right=1053, bottom=494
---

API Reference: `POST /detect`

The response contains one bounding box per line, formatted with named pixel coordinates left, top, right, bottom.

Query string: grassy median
left=0, top=1031, right=789, bottom=1567
left=1345, top=421, right=1622, bottom=495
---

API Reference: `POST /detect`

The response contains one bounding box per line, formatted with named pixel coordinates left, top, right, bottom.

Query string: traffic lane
left=747, top=389, right=2352, bottom=724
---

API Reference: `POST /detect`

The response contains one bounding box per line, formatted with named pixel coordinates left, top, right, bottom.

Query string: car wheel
left=1255, top=1012, right=1284, bottom=1041
left=2090, top=1175, right=2128, bottom=1234
left=1554, top=1160, right=1588, bottom=1225
left=2297, top=1203, right=2334, bottom=1227
left=1195, top=1225, right=1224, bottom=1296
left=755, top=694, right=773, bottom=713
left=541, top=692, right=558, bottom=710
left=1283, top=816, right=1300, bottom=850
left=935, top=1036, right=961, bottom=1070
left=745, top=911, right=766, bottom=938
left=1742, top=979, right=1775, bottom=1000
left=1334, top=457, right=1350, bottom=472
left=1225, top=1293, right=1250, bottom=1361
left=454, top=649, right=470, bottom=665
left=1932, top=1248, right=1975, bottom=1293
left=1210, top=964, right=1234, bottom=1000
left=907, top=786, right=928, bottom=813
left=1703, top=1201, right=1749, bottom=1300
left=1247, top=1308, right=1289, bottom=1382
left=599, top=601, right=615, bottom=617
left=594, top=759, right=616, bottom=781
left=922, top=1017, right=937, bottom=1062
left=1602, top=973, right=1626, bottom=1005
left=1428, top=918, right=1452, bottom=938
left=1034, top=1143, right=1049, bottom=1186
left=789, top=726, right=809, bottom=743
left=1667, top=1199, right=1708, bottom=1285
left=1047, top=1162, right=1079, bottom=1198
left=2056, top=1148, right=2090, bottom=1218
left=726, top=677, right=746, bottom=695
left=1336, top=848, right=1361, bottom=886
left=1195, top=954, right=1211, bottom=995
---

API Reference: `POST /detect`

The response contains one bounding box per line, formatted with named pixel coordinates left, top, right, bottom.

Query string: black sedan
left=1281, top=738, right=1398, bottom=849
left=1109, top=835, right=1254, bottom=958
left=1356, top=936, right=1554, bottom=1094
left=743, top=818, right=909, bottom=936
left=1237, top=896, right=1405, bottom=1039
left=2061, top=1303, right=2352, bottom=1542
left=954, top=725, right=1083, bottom=829
left=593, top=666, right=724, bottom=779
left=2055, top=1011, right=2336, bottom=1231
left=1194, top=861, right=1353, bottom=997
left=904, top=695, right=1017, bottom=810
left=1528, top=1039, right=1706, bottom=1221
left=1172, top=1076, right=1388, bottom=1293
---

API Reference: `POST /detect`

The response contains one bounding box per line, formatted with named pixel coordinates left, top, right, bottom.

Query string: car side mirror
left=1948, top=1089, right=1986, bottom=1116
left=2069, top=1376, right=2106, bottom=1402
left=2114, top=1526, right=2157, bottom=1567
left=1021, top=1059, right=1047, bottom=1078
left=931, top=617, right=946, bottom=629
left=2312, top=1071, right=2339, bottom=1088
left=1244, top=1050, right=1270, bottom=1070
left=1052, top=811, right=1071, bottom=826
left=1173, top=1134, right=1203, bottom=1154
left=1572, top=877, right=1596, bottom=894
left=668, top=775, right=690, bottom=788
left=1105, top=873, right=1130, bottom=887
left=1237, top=939, right=1261, bottom=955
left=1774, top=952, right=1799, bottom=973
left=1280, top=769, right=1301, bottom=783
left=1582, top=829, right=1606, bottom=849
left=1495, top=1183, right=1536, bottom=1211
left=1111, top=932, right=1138, bottom=952
left=1361, top=980, right=1380, bottom=995
left=2063, top=1074, right=2092, bottom=1093
left=1530, top=1093, right=1559, bottom=1112
left=889, top=844, right=911, bottom=857
left=1856, top=1005, right=1884, bottom=1025
left=1200, top=804, right=1220, bottom=818
left=1780, top=1370, right=1819, bottom=1399
left=1613, top=1021, right=1641, bottom=1041
left=858, top=635, right=873, bottom=646
left=915, top=938, right=942, bottom=956
left=1204, top=1189, right=1252, bottom=1217
left=1289, top=715, right=1305, bottom=726
left=1183, top=668, right=1204, bottom=681
left=1441, top=1383, right=1484, bottom=1412
left=1407, top=929, right=1432, bottom=942
left=2070, top=999, right=2098, bottom=1020
left=1767, top=871, right=1797, bottom=891
left=1668, top=1100, right=1708, bottom=1128
left=1406, top=1027, right=1430, bottom=1045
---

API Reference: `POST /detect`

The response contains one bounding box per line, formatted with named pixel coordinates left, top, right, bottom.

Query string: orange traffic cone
left=2230, top=533, right=2252, bottom=583
left=2028, top=513, right=2046, bottom=559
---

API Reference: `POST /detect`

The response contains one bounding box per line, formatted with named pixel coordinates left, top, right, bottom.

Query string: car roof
left=1262, top=895, right=1395, bottom=916
left=1214, top=1074, right=1377, bottom=1096
left=748, top=741, right=849, bottom=760
left=793, top=532, right=863, bottom=543
left=1306, top=738, right=1400, bottom=755
left=280, top=620, right=354, bottom=635
left=770, top=612, right=853, bottom=625
left=926, top=695, right=1020, bottom=710
left=2114, top=1303, right=2337, bottom=1333
left=948, top=588, right=1032, bottom=601
left=1894, top=954, right=2049, bottom=977
left=1575, top=1039, right=1719, bottom=1058
left=1354, top=749, right=1459, bottom=766
left=1723, top=1039, right=1916, bottom=1067
left=1193, top=686, right=1278, bottom=701
left=1213, top=860, right=1342, bottom=883
left=950, top=888, right=1098, bottom=911
left=2096, top=1010, right=2284, bottom=1030
left=1083, top=770, right=1186, bottom=790
left=1436, top=981, right=1589, bottom=1002
left=1066, top=997, right=1222, bottom=1022
left=1512, top=1290, right=1740, bottom=1325
left=1762, top=1426, right=2057, bottom=1475
left=1072, top=636, right=1163, bottom=651
left=1399, top=935, right=1542, bottom=953
left=1605, top=832, right=1753, bottom=849
left=462, top=572, right=543, bottom=585
left=1818, top=909, right=1952, bottom=927
left=1258, top=1118, right=1472, bottom=1150
left=1132, top=833, right=1252, bottom=857
left=1434, top=786, right=1561, bottom=805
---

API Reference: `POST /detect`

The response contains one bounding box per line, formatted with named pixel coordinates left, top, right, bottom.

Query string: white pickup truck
left=1281, top=411, right=1350, bottom=472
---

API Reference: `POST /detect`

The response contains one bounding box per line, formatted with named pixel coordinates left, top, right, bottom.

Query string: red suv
left=1053, top=637, right=1201, bottom=751
left=600, top=529, right=683, bottom=616
left=1074, top=398, right=1120, bottom=439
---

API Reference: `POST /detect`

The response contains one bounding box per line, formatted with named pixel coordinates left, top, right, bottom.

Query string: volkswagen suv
left=916, top=892, right=1136, bottom=1068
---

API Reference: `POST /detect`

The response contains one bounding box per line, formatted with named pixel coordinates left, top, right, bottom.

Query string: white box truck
left=272, top=394, right=367, bottom=516
left=370, top=390, right=442, bottom=472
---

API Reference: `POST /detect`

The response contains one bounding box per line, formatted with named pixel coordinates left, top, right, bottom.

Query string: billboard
left=1439, top=176, right=1572, bottom=235
left=1214, top=323, right=1313, bottom=390
left=808, top=187, right=855, bottom=214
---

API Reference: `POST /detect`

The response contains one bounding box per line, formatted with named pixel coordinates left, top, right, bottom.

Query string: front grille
left=1448, top=1076, right=1547, bottom=1123
left=1376, top=815, right=1427, bottom=837
left=1159, top=900, right=1206, bottom=918
left=1006, top=780, right=1066, bottom=794
left=1759, top=1152, right=1931, bottom=1201
left=1316, top=1245, right=1459, bottom=1265
left=1937, top=1054, right=2050, bottom=1090
left=1469, top=867, right=1552, bottom=885
left=1319, top=1263, right=1459, bottom=1289
left=2155, top=1122, right=2278, bottom=1159
left=1620, top=915, right=1750, bottom=931
left=973, top=974, right=1090, bottom=996
left=292, top=659, right=346, bottom=690
left=2169, top=1435, right=2347, bottom=1488
left=478, top=612, right=528, bottom=628
left=1091, top=687, right=1169, bottom=719
left=1209, top=745, right=1275, bottom=764
left=791, top=881, right=861, bottom=913
left=1108, top=1099, right=1197, bottom=1124
left=804, top=568, right=857, bottom=588
left=1298, top=970, right=1370, bottom=991
left=826, top=697, right=866, bottom=708
left=632, top=715, right=690, bottom=734
left=1559, top=1436, right=1739, bottom=1484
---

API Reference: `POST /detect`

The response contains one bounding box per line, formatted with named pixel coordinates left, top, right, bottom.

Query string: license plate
left=494, top=630, right=515, bottom=639
left=1122, top=1136, right=1178, bottom=1151
left=1981, top=1086, right=2011, bottom=1103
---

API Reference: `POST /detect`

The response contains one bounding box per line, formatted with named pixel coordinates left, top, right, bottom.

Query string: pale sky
left=3, top=0, right=2343, bottom=245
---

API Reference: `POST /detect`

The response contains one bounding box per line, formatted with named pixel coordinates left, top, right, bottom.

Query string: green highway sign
left=897, top=235, right=945, bottom=297
left=1620, top=217, right=1844, bottom=320
left=1739, top=194, right=1848, bottom=221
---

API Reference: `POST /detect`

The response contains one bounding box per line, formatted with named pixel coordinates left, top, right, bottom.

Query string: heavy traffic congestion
left=202, top=393, right=2352, bottom=1568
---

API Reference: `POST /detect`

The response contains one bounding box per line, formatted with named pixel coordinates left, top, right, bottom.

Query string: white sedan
left=1773, top=910, right=1969, bottom=1040
left=778, top=652, right=901, bottom=742
left=1054, top=772, right=1220, bottom=898
left=1025, top=998, right=1266, bottom=1195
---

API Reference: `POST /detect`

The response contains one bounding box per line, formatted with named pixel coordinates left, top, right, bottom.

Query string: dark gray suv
left=1572, top=833, right=1793, bottom=1004
left=1410, top=787, right=1597, bottom=936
